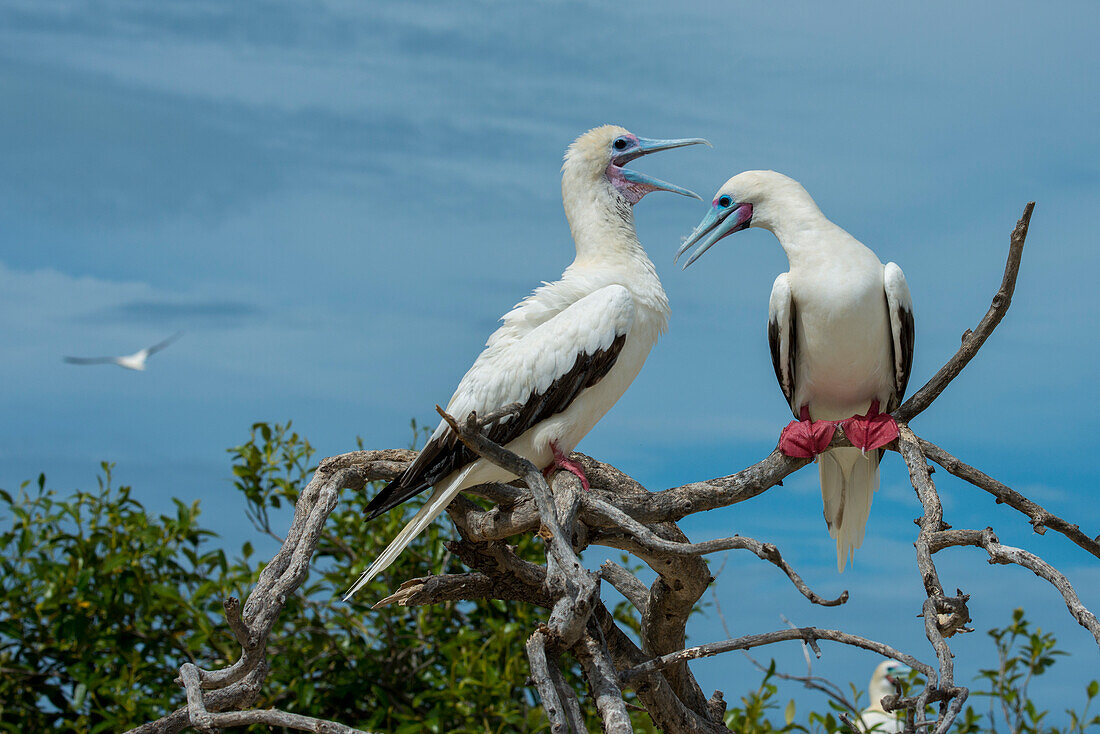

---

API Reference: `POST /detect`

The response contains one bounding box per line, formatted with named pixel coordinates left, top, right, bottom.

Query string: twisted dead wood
left=127, top=203, right=1099, bottom=734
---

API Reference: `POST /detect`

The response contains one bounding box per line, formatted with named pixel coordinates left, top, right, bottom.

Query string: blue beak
left=612, top=137, right=710, bottom=200
left=674, top=201, right=753, bottom=268
left=619, top=167, right=702, bottom=200
left=613, top=137, right=712, bottom=165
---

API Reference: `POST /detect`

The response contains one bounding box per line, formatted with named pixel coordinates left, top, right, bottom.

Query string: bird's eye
left=718, top=196, right=732, bottom=208
left=613, top=137, right=629, bottom=151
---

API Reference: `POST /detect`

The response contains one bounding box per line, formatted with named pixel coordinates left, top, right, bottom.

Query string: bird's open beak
left=674, top=201, right=754, bottom=267
left=613, top=137, right=710, bottom=200
left=614, top=137, right=712, bottom=165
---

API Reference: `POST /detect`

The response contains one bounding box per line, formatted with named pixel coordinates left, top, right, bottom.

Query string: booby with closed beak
left=856, top=659, right=910, bottom=733
left=677, top=171, right=914, bottom=571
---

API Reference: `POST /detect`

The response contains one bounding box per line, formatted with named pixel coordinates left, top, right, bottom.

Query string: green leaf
left=784, top=698, right=796, bottom=725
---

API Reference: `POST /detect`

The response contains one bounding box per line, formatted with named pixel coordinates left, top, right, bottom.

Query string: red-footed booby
left=855, top=660, right=909, bottom=733
left=63, top=332, right=183, bottom=371
left=676, top=171, right=914, bottom=572
left=345, top=126, right=708, bottom=599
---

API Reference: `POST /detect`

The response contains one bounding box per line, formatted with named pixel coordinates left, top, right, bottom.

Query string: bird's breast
left=791, top=271, right=893, bottom=419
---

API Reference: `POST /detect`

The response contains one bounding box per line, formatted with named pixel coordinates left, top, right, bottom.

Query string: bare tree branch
left=437, top=405, right=599, bottom=649
left=600, top=560, right=650, bottom=616
left=896, top=424, right=971, bottom=733
left=930, top=527, right=1100, bottom=645
left=126, top=203, right=1099, bottom=734
left=527, top=629, right=579, bottom=734
left=618, top=627, right=934, bottom=687
left=896, top=202, right=1033, bottom=421
left=576, top=628, right=634, bottom=734
left=585, top=494, right=847, bottom=606
left=919, top=438, right=1100, bottom=559
left=373, top=571, right=499, bottom=608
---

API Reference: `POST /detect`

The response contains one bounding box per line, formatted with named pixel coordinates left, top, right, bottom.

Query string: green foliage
left=953, top=608, right=1099, bottom=734
left=0, top=465, right=238, bottom=732
left=0, top=422, right=645, bottom=733
left=724, top=660, right=805, bottom=734
left=2, top=424, right=1096, bottom=734
left=225, top=422, right=556, bottom=733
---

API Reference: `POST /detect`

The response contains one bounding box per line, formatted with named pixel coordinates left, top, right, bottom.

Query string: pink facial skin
left=606, top=164, right=655, bottom=204
left=724, top=202, right=753, bottom=229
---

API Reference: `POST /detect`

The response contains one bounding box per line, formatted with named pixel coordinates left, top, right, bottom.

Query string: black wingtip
left=363, top=484, right=395, bottom=520
left=363, top=484, right=398, bottom=519
left=363, top=475, right=430, bottom=521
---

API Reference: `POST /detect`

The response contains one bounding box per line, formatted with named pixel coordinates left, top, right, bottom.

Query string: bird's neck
left=763, top=205, right=865, bottom=274
left=560, top=180, right=668, bottom=328
left=563, top=179, right=651, bottom=269
left=866, top=682, right=892, bottom=711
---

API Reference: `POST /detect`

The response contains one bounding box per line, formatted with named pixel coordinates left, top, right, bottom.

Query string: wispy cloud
left=78, top=299, right=260, bottom=326
left=0, top=2, right=1097, bottom=719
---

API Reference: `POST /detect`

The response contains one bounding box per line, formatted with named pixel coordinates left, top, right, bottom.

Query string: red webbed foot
left=542, top=442, right=590, bottom=491
left=779, top=406, right=838, bottom=458
left=841, top=399, right=899, bottom=452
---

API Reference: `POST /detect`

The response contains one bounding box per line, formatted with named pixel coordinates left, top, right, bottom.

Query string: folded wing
left=883, top=262, right=915, bottom=405
left=364, top=284, right=635, bottom=519
left=767, top=273, right=798, bottom=415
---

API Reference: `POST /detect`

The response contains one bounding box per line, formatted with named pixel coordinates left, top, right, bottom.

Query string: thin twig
left=896, top=202, right=1033, bottom=421
left=600, top=560, right=650, bottom=616
left=586, top=494, right=847, bottom=606
left=619, top=627, right=934, bottom=688
left=930, top=527, right=1100, bottom=646
left=919, top=438, right=1100, bottom=559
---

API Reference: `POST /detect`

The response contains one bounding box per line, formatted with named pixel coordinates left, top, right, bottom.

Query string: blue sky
left=2, top=0, right=1098, bottom=722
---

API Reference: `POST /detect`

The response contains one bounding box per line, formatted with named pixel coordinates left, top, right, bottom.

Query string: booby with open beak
left=345, top=126, right=708, bottom=599
left=677, top=171, right=914, bottom=572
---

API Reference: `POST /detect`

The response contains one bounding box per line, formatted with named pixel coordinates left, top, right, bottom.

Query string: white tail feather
left=343, top=465, right=473, bottom=601
left=819, top=447, right=880, bottom=573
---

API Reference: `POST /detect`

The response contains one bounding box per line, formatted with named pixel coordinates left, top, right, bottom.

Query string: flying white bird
left=854, top=660, right=909, bottom=733
left=676, top=171, right=914, bottom=572
left=63, top=332, right=184, bottom=371
left=345, top=126, right=708, bottom=599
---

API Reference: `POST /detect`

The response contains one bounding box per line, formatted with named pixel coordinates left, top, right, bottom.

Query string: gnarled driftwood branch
left=128, top=203, right=1098, bottom=734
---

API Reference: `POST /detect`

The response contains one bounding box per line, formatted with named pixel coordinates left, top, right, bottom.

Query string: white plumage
left=678, top=171, right=914, bottom=572
left=345, top=125, right=706, bottom=599
left=855, top=660, right=909, bottom=733
left=63, top=332, right=183, bottom=371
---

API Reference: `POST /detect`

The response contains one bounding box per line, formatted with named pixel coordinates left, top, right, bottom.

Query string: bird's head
left=870, top=659, right=911, bottom=699
left=675, top=170, right=811, bottom=268
left=562, top=125, right=708, bottom=208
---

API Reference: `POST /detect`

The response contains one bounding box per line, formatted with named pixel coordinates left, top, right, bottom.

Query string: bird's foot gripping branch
left=127, top=203, right=1100, bottom=734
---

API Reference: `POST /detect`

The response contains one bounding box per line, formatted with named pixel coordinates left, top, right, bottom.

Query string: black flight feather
left=364, top=333, right=627, bottom=520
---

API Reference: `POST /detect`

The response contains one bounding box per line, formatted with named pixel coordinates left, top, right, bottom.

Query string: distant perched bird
left=345, top=125, right=708, bottom=599
left=855, top=660, right=909, bottom=733
left=677, top=171, right=914, bottom=571
left=63, top=332, right=184, bottom=371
